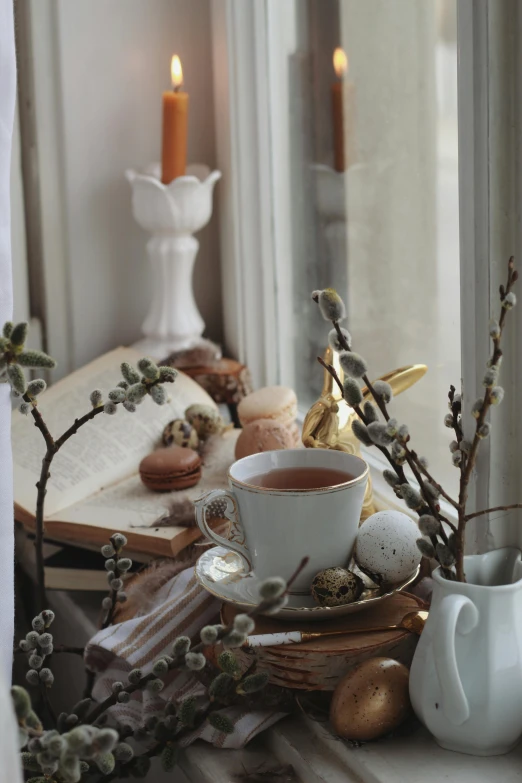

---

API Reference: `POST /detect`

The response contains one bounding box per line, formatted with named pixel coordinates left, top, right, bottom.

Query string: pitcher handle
left=194, top=489, right=252, bottom=574
left=433, top=594, right=479, bottom=725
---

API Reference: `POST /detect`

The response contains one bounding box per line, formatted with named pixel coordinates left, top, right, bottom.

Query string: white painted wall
left=30, top=0, right=222, bottom=372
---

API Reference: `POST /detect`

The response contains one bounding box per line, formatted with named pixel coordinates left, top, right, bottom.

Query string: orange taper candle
left=331, top=48, right=347, bottom=173
left=161, top=55, right=188, bottom=184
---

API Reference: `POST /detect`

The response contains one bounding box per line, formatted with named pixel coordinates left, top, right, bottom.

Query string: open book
left=13, top=347, right=229, bottom=558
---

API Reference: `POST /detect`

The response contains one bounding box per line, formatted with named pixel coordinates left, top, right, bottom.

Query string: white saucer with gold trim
left=195, top=546, right=420, bottom=622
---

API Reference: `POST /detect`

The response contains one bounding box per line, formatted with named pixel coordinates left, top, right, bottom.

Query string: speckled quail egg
left=162, top=418, right=199, bottom=449
left=311, top=567, right=364, bottom=607
left=355, top=510, right=421, bottom=584
left=185, top=404, right=225, bottom=439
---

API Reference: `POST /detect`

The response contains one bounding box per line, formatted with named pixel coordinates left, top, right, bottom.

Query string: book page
left=44, top=472, right=218, bottom=560
left=47, top=430, right=240, bottom=529
left=12, top=347, right=217, bottom=517
left=48, top=474, right=186, bottom=529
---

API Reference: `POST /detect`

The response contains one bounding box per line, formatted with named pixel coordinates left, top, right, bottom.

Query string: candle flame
left=171, top=55, right=183, bottom=89
left=333, top=47, right=348, bottom=78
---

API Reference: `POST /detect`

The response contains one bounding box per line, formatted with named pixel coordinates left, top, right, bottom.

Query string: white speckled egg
left=354, top=510, right=421, bottom=584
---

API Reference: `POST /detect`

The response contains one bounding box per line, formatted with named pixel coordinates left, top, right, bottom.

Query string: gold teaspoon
left=244, top=610, right=429, bottom=648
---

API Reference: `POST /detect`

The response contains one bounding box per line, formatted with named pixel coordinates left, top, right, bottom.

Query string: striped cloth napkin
left=85, top=566, right=287, bottom=748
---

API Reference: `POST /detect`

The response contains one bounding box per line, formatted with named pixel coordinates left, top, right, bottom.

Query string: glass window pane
left=289, top=0, right=460, bottom=496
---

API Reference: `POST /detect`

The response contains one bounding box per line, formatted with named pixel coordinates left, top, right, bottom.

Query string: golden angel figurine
left=302, top=347, right=427, bottom=519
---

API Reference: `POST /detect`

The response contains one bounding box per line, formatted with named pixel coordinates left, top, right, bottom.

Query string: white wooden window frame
left=456, top=0, right=522, bottom=552
left=212, top=0, right=522, bottom=548
left=15, top=0, right=73, bottom=378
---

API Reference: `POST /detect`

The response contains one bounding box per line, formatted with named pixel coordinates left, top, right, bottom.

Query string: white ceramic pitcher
left=409, top=547, right=522, bottom=756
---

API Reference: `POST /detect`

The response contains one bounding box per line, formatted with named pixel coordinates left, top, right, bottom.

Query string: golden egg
left=330, top=657, right=411, bottom=741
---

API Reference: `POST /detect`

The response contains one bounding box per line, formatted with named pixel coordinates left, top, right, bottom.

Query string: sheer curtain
left=0, top=0, right=16, bottom=683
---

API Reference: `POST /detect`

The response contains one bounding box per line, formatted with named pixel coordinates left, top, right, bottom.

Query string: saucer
left=195, top=546, right=420, bottom=622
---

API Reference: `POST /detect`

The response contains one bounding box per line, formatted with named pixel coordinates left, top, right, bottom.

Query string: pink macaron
left=237, top=386, right=298, bottom=428
left=235, top=419, right=297, bottom=460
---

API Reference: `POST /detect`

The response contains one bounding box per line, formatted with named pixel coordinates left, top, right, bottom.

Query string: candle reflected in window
left=331, top=48, right=347, bottom=172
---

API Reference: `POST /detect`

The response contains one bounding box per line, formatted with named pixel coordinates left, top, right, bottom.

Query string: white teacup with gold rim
left=194, top=449, right=368, bottom=595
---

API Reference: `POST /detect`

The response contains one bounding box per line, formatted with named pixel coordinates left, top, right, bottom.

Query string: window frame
left=211, top=0, right=522, bottom=545
left=456, top=0, right=522, bottom=550
left=14, top=0, right=73, bottom=377
left=211, top=0, right=282, bottom=390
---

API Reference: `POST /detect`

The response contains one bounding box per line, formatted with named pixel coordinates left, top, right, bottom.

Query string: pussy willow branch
left=318, top=362, right=455, bottom=559
left=317, top=356, right=408, bottom=483
left=24, top=374, right=168, bottom=611
left=448, top=385, right=463, bottom=444
left=94, top=663, right=270, bottom=782
left=465, top=503, right=522, bottom=522
left=34, top=449, right=53, bottom=612
left=14, top=644, right=84, bottom=656
left=325, top=258, right=517, bottom=582
left=86, top=557, right=310, bottom=726
left=330, top=324, right=452, bottom=516
left=40, top=680, right=57, bottom=727
left=364, top=379, right=458, bottom=527
left=448, top=385, right=467, bottom=511
left=95, top=744, right=165, bottom=783
left=338, top=324, right=458, bottom=515
left=322, top=331, right=452, bottom=538
left=26, top=398, right=54, bottom=450
left=408, top=449, right=459, bottom=514
left=323, top=331, right=459, bottom=581
left=84, top=670, right=96, bottom=702
left=458, top=261, right=516, bottom=505
left=455, top=258, right=518, bottom=580
left=25, top=397, right=107, bottom=612
left=401, top=447, right=450, bottom=544
left=85, top=548, right=125, bottom=701
left=24, top=396, right=56, bottom=611
left=101, top=551, right=124, bottom=631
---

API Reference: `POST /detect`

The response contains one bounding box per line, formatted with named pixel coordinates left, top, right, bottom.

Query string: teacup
left=194, top=448, right=368, bottom=595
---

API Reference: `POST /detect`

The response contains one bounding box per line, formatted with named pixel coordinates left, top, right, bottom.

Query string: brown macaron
left=139, top=446, right=201, bottom=492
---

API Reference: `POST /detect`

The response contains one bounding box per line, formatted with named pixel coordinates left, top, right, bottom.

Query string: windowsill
left=18, top=515, right=512, bottom=783
left=181, top=713, right=522, bottom=782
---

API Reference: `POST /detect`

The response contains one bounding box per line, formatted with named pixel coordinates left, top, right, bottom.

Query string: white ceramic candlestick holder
left=312, top=164, right=350, bottom=270
left=126, top=163, right=221, bottom=359
left=312, top=161, right=392, bottom=251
